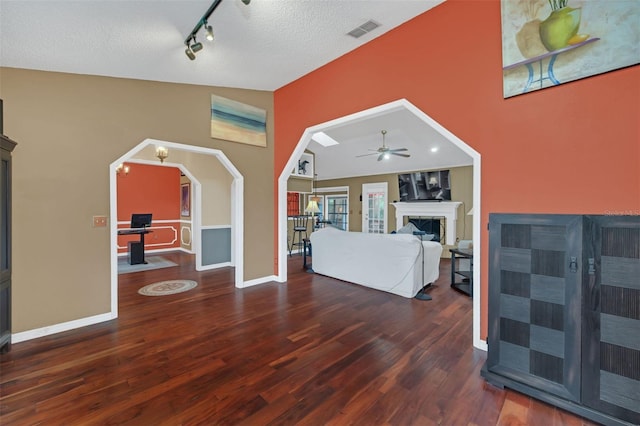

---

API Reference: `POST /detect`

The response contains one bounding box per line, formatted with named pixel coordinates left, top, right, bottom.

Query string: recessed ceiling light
left=311, top=132, right=339, bottom=147
left=430, top=147, right=439, bottom=153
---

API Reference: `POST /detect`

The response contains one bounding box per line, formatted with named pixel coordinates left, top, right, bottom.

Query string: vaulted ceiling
left=1, top=0, right=473, bottom=179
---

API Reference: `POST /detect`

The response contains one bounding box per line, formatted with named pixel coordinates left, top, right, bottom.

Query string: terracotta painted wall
left=116, top=163, right=181, bottom=253
left=274, top=0, right=640, bottom=340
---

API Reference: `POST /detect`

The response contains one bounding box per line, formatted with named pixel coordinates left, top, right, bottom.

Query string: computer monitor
left=130, top=213, right=152, bottom=229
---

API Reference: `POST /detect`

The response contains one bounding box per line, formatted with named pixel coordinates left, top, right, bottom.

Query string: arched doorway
left=276, top=99, right=484, bottom=350
left=109, top=138, right=244, bottom=318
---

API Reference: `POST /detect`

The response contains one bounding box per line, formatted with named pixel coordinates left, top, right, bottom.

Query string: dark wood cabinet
left=1, top=133, right=17, bottom=353
left=483, top=214, right=640, bottom=426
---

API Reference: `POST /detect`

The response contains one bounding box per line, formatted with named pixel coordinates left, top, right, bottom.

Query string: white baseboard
left=196, top=261, right=232, bottom=271
left=117, top=247, right=192, bottom=257
left=474, top=338, right=488, bottom=351
left=12, top=312, right=116, bottom=343
left=243, top=275, right=278, bottom=288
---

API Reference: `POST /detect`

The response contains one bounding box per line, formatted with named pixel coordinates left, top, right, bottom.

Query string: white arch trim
left=277, top=99, right=485, bottom=350
left=110, top=138, right=245, bottom=320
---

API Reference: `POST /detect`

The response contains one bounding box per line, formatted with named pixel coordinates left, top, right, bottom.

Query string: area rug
left=117, top=256, right=177, bottom=274
left=138, top=280, right=198, bottom=296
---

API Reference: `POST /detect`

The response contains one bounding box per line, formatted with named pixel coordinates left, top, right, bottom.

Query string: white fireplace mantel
left=392, top=201, right=462, bottom=245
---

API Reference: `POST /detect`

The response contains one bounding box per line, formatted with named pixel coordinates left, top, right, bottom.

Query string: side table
left=450, top=248, right=473, bottom=297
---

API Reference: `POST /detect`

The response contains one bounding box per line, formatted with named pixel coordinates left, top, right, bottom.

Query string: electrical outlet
left=93, top=215, right=107, bottom=227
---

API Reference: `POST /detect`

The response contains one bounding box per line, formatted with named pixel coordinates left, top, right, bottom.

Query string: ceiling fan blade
left=356, top=152, right=379, bottom=157
left=391, top=152, right=411, bottom=158
left=377, top=154, right=384, bottom=161
left=388, top=148, right=408, bottom=152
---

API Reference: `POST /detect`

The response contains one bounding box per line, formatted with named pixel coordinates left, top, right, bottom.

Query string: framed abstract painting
left=210, top=95, right=267, bottom=147
left=181, top=183, right=190, bottom=217
left=501, top=0, right=639, bottom=98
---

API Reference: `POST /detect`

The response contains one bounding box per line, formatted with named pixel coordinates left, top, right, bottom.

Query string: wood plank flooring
left=1, top=251, right=598, bottom=425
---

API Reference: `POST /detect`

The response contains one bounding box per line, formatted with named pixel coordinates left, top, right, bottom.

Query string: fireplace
left=392, top=201, right=461, bottom=245
left=408, top=218, right=442, bottom=242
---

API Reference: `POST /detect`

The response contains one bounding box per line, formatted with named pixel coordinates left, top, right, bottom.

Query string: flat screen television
left=398, top=170, right=451, bottom=202
left=130, top=213, right=152, bottom=229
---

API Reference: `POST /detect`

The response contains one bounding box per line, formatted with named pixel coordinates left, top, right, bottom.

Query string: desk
left=118, top=229, right=152, bottom=265
left=450, top=248, right=473, bottom=297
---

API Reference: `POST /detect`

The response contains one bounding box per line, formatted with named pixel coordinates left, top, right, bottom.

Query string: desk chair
left=289, top=215, right=310, bottom=256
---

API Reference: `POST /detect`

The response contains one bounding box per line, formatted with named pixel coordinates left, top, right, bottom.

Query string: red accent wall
left=117, top=163, right=181, bottom=252
left=274, top=0, right=640, bottom=339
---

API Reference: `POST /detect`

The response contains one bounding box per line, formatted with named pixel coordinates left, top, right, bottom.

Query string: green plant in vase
left=539, top=0, right=582, bottom=51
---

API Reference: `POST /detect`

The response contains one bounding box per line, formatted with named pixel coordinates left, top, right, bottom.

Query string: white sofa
left=309, top=227, right=443, bottom=298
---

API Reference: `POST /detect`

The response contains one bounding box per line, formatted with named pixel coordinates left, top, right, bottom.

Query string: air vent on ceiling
left=347, top=20, right=381, bottom=38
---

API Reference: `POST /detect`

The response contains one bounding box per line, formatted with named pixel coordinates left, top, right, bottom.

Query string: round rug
left=138, top=280, right=198, bottom=296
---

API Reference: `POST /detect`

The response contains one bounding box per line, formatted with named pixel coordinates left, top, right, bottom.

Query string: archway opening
left=109, top=138, right=244, bottom=318
left=276, top=99, right=484, bottom=350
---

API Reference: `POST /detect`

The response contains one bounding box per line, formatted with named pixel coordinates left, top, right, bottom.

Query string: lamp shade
left=305, top=200, right=320, bottom=214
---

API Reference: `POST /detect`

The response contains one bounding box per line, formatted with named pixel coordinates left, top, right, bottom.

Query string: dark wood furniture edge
left=481, top=363, right=634, bottom=426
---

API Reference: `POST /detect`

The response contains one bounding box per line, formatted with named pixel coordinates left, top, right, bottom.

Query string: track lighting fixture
left=191, top=37, right=203, bottom=53
left=185, top=42, right=196, bottom=60
left=184, top=36, right=203, bottom=60
left=205, top=21, right=214, bottom=41
left=183, top=0, right=251, bottom=60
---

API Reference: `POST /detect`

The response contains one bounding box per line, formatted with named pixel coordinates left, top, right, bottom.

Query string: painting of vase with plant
left=501, top=0, right=639, bottom=98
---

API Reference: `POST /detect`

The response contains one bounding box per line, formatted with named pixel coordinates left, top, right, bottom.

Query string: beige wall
left=317, top=166, right=473, bottom=256
left=287, top=176, right=312, bottom=193
left=1, top=67, right=274, bottom=333
left=132, top=146, right=233, bottom=225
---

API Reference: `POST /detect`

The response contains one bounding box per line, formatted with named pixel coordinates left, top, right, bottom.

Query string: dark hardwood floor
left=1, top=251, right=598, bottom=425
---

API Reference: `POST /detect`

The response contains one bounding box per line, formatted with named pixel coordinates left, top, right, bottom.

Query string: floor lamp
left=413, top=230, right=432, bottom=301
left=305, top=196, right=321, bottom=227
left=304, top=196, right=321, bottom=273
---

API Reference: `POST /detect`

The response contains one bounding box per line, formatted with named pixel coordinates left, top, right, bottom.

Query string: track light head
left=184, top=0, right=242, bottom=61
left=185, top=45, right=196, bottom=60
left=191, top=40, right=203, bottom=53
left=205, top=24, right=214, bottom=42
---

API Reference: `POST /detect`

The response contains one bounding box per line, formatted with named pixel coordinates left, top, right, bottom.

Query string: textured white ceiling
left=0, top=0, right=444, bottom=91
left=309, top=106, right=473, bottom=181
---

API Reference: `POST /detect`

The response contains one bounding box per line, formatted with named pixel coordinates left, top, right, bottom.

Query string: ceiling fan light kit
left=356, top=130, right=411, bottom=161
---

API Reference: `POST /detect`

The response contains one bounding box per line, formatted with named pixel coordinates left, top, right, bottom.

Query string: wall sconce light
left=116, top=163, right=130, bottom=176
left=156, top=146, right=169, bottom=163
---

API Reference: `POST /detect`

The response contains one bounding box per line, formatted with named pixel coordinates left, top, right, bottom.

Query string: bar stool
left=289, top=215, right=310, bottom=256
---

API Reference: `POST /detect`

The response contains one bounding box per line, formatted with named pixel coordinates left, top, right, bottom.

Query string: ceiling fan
left=356, top=130, right=410, bottom=161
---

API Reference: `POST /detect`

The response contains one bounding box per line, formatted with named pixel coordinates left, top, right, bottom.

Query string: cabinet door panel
left=582, top=216, right=640, bottom=424
left=488, top=214, right=582, bottom=402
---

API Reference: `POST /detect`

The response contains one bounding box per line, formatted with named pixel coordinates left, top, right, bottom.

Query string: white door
left=362, top=182, right=388, bottom=233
